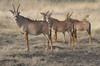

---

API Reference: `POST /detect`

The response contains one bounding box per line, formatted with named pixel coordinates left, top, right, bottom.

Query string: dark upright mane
left=19, top=15, right=34, bottom=22
left=50, top=17, right=59, bottom=22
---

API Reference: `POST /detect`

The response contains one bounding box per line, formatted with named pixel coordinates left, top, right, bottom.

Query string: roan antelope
left=65, top=12, right=91, bottom=45
left=45, top=11, right=75, bottom=47
left=41, top=11, right=66, bottom=43
left=9, top=4, right=52, bottom=51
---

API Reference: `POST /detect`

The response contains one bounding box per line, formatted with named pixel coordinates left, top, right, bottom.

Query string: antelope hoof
left=72, top=48, right=75, bottom=51
left=24, top=48, right=29, bottom=52
left=53, top=40, right=57, bottom=42
left=45, top=47, right=48, bottom=51
left=50, top=47, right=53, bottom=51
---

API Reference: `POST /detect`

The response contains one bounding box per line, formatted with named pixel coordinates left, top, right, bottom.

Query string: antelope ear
left=40, top=12, right=45, bottom=16
left=67, top=12, right=69, bottom=17
left=40, top=12, right=44, bottom=15
left=9, top=10, right=14, bottom=14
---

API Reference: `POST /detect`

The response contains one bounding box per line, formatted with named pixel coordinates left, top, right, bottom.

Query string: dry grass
left=0, top=0, right=100, bottom=66
left=0, top=1, right=100, bottom=30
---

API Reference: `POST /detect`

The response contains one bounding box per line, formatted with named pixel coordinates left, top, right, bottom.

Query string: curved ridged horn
left=49, top=10, right=54, bottom=17
left=69, top=12, right=73, bottom=17
left=17, top=4, right=20, bottom=12
left=67, top=12, right=70, bottom=17
left=45, top=11, right=49, bottom=15
left=12, top=4, right=15, bottom=12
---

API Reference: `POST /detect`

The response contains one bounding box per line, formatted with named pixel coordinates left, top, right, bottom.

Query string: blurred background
left=0, top=0, right=100, bottom=32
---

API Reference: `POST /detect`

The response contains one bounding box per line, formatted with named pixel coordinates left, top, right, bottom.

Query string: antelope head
left=40, top=11, right=49, bottom=21
left=45, top=10, right=54, bottom=24
left=9, top=4, right=20, bottom=19
left=66, top=12, right=73, bottom=21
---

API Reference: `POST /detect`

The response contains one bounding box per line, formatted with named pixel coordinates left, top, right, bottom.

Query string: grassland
left=0, top=0, right=100, bottom=66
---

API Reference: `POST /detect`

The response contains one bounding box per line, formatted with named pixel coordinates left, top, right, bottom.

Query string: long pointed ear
left=9, top=10, right=14, bottom=14
left=40, top=12, right=45, bottom=15
left=17, top=4, right=20, bottom=13
left=69, top=12, right=73, bottom=17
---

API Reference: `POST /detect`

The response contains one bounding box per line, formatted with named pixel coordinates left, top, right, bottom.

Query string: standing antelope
left=45, top=11, right=75, bottom=47
left=9, top=4, right=52, bottom=51
left=41, top=11, right=67, bottom=43
left=65, top=12, right=91, bottom=45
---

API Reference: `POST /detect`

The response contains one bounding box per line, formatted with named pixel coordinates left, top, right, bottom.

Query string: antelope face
left=41, top=13, right=47, bottom=21
left=41, top=11, right=49, bottom=21
left=10, top=11, right=20, bottom=19
left=13, top=12, right=20, bottom=20
left=9, top=4, right=20, bottom=19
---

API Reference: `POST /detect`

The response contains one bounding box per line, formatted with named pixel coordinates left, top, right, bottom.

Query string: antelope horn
left=49, top=10, right=54, bottom=16
left=69, top=12, right=73, bottom=17
left=17, top=4, right=20, bottom=12
left=45, top=11, right=49, bottom=15
left=67, top=12, right=70, bottom=17
left=12, top=4, right=15, bottom=12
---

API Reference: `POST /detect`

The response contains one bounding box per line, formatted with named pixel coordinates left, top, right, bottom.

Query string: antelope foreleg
left=48, top=34, right=53, bottom=51
left=73, top=31, right=77, bottom=46
left=89, top=32, right=92, bottom=45
left=62, top=32, right=66, bottom=43
left=54, top=31, right=57, bottom=42
left=43, top=33, right=49, bottom=51
left=24, top=32, right=29, bottom=51
left=68, top=34, right=72, bottom=47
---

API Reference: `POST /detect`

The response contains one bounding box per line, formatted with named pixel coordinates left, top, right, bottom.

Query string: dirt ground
left=0, top=29, right=100, bottom=66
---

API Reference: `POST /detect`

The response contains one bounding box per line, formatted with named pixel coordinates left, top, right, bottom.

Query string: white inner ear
left=14, top=16, right=17, bottom=20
